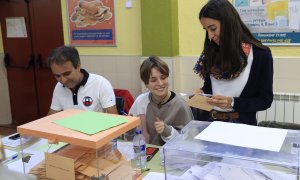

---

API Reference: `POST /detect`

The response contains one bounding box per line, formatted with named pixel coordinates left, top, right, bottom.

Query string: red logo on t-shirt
left=82, top=96, right=93, bottom=106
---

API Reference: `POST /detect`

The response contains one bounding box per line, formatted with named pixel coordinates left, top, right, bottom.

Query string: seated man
left=47, top=45, right=118, bottom=115
left=129, top=56, right=193, bottom=145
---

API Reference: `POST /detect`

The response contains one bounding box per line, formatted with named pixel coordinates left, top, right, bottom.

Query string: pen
left=11, top=154, right=18, bottom=160
left=1, top=154, right=18, bottom=164
left=181, top=93, right=213, bottom=97
left=201, top=93, right=213, bottom=97
left=141, top=168, right=151, bottom=173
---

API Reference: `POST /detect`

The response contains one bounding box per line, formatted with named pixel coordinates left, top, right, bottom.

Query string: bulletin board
left=67, top=0, right=116, bottom=46
left=234, top=0, right=300, bottom=45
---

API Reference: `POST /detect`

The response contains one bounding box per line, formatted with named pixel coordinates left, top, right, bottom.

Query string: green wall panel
left=141, top=0, right=179, bottom=57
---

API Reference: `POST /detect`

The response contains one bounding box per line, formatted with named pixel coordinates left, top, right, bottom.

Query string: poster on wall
left=234, top=0, right=300, bottom=45
left=67, top=0, right=116, bottom=46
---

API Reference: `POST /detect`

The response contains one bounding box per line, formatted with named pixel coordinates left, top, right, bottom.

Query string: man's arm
left=47, top=109, right=61, bottom=116
left=103, top=105, right=118, bottom=114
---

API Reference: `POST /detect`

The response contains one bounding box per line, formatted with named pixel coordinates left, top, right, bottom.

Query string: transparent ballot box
left=17, top=109, right=140, bottom=180
left=162, top=121, right=300, bottom=180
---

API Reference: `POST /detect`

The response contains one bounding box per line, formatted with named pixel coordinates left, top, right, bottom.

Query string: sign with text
left=234, top=0, right=300, bottom=45
left=67, top=0, right=116, bottom=46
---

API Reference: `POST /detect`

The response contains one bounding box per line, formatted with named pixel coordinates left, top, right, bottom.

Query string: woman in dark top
left=194, top=0, right=273, bottom=125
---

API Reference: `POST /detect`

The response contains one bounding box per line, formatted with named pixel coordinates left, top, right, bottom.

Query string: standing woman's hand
left=207, top=95, right=233, bottom=109
left=193, top=88, right=204, bottom=95
left=189, top=88, right=204, bottom=99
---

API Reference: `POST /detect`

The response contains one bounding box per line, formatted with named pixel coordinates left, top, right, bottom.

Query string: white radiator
left=257, top=92, right=300, bottom=124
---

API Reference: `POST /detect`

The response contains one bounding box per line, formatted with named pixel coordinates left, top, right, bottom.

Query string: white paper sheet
left=195, top=121, right=287, bottom=152
left=143, top=172, right=165, bottom=180
left=6, top=17, right=28, bottom=38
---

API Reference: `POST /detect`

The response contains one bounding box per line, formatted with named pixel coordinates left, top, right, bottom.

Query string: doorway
left=0, top=0, right=64, bottom=125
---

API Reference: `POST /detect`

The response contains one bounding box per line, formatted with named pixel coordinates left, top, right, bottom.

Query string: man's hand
left=103, top=105, right=118, bottom=114
left=47, top=109, right=60, bottom=116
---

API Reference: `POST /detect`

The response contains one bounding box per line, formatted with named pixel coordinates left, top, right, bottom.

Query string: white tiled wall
left=0, top=54, right=300, bottom=125
left=174, top=56, right=204, bottom=93
left=174, top=56, right=300, bottom=94
left=80, top=55, right=142, bottom=98
left=275, top=58, right=300, bottom=93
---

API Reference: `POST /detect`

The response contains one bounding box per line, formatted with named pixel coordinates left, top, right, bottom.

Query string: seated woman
left=129, top=56, right=193, bottom=146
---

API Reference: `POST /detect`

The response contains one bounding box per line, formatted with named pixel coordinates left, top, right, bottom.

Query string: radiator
left=257, top=92, right=300, bottom=124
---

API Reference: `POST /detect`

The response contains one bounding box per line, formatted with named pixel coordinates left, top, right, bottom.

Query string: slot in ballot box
left=162, top=120, right=300, bottom=180
left=17, top=109, right=140, bottom=180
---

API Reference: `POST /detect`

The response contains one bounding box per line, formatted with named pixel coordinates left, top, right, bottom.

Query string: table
left=145, top=145, right=164, bottom=175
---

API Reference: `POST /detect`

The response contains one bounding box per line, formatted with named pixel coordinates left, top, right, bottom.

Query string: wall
left=61, top=0, right=142, bottom=56
left=60, top=0, right=143, bottom=98
left=0, top=0, right=143, bottom=124
left=141, top=0, right=179, bottom=57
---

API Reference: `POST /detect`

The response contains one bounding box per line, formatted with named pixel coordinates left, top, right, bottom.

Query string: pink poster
left=67, top=0, right=116, bottom=46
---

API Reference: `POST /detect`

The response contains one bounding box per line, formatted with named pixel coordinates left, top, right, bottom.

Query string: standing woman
left=194, top=0, right=273, bottom=125
left=129, top=56, right=193, bottom=146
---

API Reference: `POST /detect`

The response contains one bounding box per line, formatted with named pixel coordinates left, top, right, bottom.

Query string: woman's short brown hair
left=140, top=56, right=169, bottom=85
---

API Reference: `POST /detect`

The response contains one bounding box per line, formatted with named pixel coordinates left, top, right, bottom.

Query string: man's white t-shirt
left=50, top=70, right=115, bottom=112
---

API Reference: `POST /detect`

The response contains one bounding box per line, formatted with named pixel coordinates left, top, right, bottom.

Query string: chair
left=113, top=89, right=135, bottom=114
left=115, top=96, right=127, bottom=115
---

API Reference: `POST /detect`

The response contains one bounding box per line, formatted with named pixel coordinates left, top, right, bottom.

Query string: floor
left=0, top=125, right=17, bottom=137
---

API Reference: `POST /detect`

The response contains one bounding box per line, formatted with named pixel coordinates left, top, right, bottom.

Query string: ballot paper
left=28, top=143, right=137, bottom=179
left=195, top=121, right=287, bottom=152
left=187, top=94, right=213, bottom=111
left=178, top=160, right=296, bottom=180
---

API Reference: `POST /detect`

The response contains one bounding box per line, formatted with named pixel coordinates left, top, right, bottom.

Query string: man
left=47, top=45, right=118, bottom=115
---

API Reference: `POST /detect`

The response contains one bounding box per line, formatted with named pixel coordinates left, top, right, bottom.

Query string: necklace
left=151, top=91, right=171, bottom=109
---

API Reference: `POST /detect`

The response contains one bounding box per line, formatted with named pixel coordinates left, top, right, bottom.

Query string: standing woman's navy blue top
left=201, top=45, right=273, bottom=125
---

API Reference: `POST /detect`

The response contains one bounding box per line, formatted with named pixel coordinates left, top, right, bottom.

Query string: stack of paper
left=29, top=143, right=139, bottom=180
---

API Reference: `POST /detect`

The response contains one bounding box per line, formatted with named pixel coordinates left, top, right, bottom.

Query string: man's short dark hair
left=47, top=46, right=80, bottom=68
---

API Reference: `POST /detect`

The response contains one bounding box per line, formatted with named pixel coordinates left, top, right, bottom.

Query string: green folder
left=54, top=111, right=128, bottom=135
